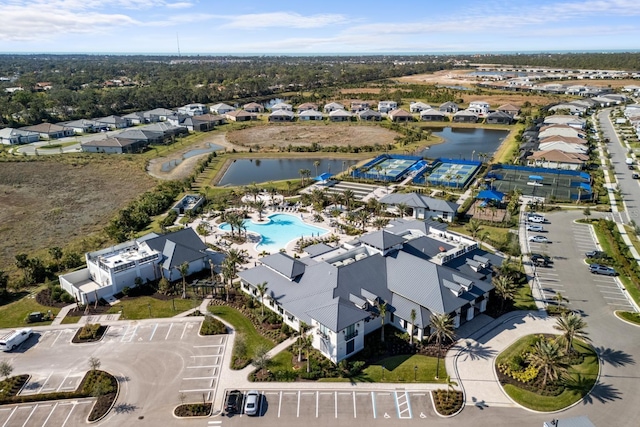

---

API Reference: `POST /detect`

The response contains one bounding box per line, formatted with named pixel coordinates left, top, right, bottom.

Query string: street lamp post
left=414, top=365, right=418, bottom=381
left=382, top=365, right=385, bottom=380
left=148, top=303, right=152, bottom=318
left=120, top=305, right=124, bottom=319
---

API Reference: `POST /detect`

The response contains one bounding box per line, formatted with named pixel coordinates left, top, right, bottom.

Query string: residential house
left=439, top=102, right=459, bottom=113
left=526, top=150, right=589, bottom=170
left=237, top=219, right=496, bottom=363
left=144, top=108, right=175, bottom=122
left=172, top=114, right=225, bottom=132
left=210, top=103, right=235, bottom=115
left=497, top=104, right=520, bottom=116
left=538, top=124, right=585, bottom=140
left=243, top=102, right=265, bottom=113
left=485, top=111, right=513, bottom=125
left=123, top=111, right=147, bottom=125
left=271, top=102, right=293, bottom=112
left=297, top=103, right=318, bottom=112
left=350, top=101, right=370, bottom=113
left=116, top=129, right=165, bottom=144
left=547, top=102, right=588, bottom=116
left=94, top=115, right=130, bottom=130
left=269, top=110, right=295, bottom=122
left=0, top=127, right=40, bottom=145
left=323, top=102, right=345, bottom=113
left=298, top=110, right=324, bottom=121
left=452, top=110, right=479, bottom=123
left=378, top=100, right=398, bottom=113
left=388, top=109, right=414, bottom=122
left=542, top=115, right=586, bottom=129
left=224, top=110, right=254, bottom=122
left=139, top=122, right=188, bottom=140
left=538, top=138, right=589, bottom=155
left=81, top=137, right=149, bottom=154
left=378, top=192, right=459, bottom=222
left=19, top=123, right=74, bottom=139
left=60, top=228, right=223, bottom=304
left=178, top=103, right=208, bottom=116
left=410, top=102, right=432, bottom=113
left=58, top=119, right=99, bottom=134
left=420, top=109, right=446, bottom=122
left=329, top=109, right=353, bottom=122
left=357, top=109, right=382, bottom=121
left=467, top=101, right=491, bottom=115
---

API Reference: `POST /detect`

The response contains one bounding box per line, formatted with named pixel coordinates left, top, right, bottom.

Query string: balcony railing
left=344, top=330, right=358, bottom=341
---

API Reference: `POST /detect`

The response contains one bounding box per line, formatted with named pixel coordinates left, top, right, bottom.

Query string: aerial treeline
left=105, top=180, right=185, bottom=242
left=0, top=55, right=449, bottom=127
left=456, top=52, right=640, bottom=71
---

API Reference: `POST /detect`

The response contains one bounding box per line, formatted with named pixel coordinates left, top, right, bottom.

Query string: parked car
left=585, top=250, right=607, bottom=259
left=528, top=235, right=549, bottom=243
left=531, top=253, right=552, bottom=266
left=244, top=390, right=260, bottom=416
left=589, top=264, right=617, bottom=276
left=633, top=173, right=640, bottom=179
left=225, top=390, right=243, bottom=415
left=526, top=224, right=544, bottom=232
left=0, top=328, right=33, bottom=352
left=528, top=215, right=545, bottom=223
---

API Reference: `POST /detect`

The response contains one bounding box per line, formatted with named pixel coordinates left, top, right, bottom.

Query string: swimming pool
left=219, top=213, right=329, bottom=253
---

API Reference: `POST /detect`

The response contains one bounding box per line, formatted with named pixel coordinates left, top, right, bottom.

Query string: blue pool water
left=219, top=213, right=329, bottom=253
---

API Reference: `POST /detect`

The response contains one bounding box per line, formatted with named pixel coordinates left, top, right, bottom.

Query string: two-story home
left=178, top=104, right=208, bottom=116
left=210, top=103, right=235, bottom=115
left=378, top=101, right=398, bottom=113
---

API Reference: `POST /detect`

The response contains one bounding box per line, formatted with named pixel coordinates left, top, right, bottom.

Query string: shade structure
left=315, top=172, right=333, bottom=182
left=476, top=189, right=505, bottom=202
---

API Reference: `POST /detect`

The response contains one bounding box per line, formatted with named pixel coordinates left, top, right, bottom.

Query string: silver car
left=244, top=390, right=260, bottom=416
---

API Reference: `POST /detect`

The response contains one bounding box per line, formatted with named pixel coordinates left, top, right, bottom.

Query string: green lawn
left=105, top=296, right=198, bottom=319
left=208, top=305, right=274, bottom=359
left=61, top=315, right=81, bottom=324
left=498, top=337, right=599, bottom=412
left=319, top=354, right=446, bottom=383
left=617, top=311, right=640, bottom=325
left=0, top=291, right=59, bottom=328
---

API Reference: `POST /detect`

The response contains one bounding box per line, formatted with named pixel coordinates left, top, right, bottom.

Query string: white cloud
left=165, top=2, right=193, bottom=9
left=221, top=12, right=349, bottom=29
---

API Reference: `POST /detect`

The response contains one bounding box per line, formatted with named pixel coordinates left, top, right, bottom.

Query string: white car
left=528, top=235, right=549, bottom=243
left=244, top=390, right=260, bottom=416
left=528, top=215, right=545, bottom=223
left=526, top=224, right=544, bottom=232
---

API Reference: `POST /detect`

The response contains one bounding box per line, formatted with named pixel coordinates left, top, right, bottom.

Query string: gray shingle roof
left=142, top=228, right=209, bottom=270
left=306, top=298, right=369, bottom=331
left=261, top=253, right=306, bottom=279
left=358, top=230, right=405, bottom=251
left=379, top=193, right=459, bottom=214
left=304, top=243, right=335, bottom=257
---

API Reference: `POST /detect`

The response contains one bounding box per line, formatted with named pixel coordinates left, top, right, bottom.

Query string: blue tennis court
left=415, top=159, right=482, bottom=188
left=352, top=154, right=422, bottom=182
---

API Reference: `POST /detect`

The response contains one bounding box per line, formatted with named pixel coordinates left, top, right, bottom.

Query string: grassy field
left=319, top=354, right=447, bottom=383
left=0, top=288, right=59, bottom=328
left=105, top=296, right=198, bottom=319
left=0, top=156, right=156, bottom=274
left=208, top=305, right=274, bottom=358
left=498, top=337, right=599, bottom=412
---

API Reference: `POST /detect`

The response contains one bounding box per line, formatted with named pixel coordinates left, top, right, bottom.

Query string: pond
left=217, top=158, right=358, bottom=186
left=161, top=142, right=224, bottom=172
left=418, top=127, right=508, bottom=161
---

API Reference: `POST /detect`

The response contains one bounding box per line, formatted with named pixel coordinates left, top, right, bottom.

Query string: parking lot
left=224, top=389, right=434, bottom=421
left=0, top=400, right=93, bottom=427
left=528, top=214, right=635, bottom=311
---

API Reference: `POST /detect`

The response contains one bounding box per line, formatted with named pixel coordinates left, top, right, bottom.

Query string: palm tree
left=329, top=192, right=343, bottom=210
left=209, top=259, right=217, bottom=297
left=466, top=219, right=483, bottom=239
left=554, top=312, right=589, bottom=354
left=356, top=209, right=370, bottom=232
left=342, top=190, right=356, bottom=212
left=378, top=301, right=387, bottom=343
left=177, top=261, right=189, bottom=299
left=396, top=202, right=409, bottom=218
left=313, top=160, right=321, bottom=178
left=226, top=248, right=248, bottom=278
left=373, top=217, right=389, bottom=230
left=526, top=338, right=567, bottom=388
left=253, top=200, right=267, bottom=221
left=255, top=281, right=269, bottom=317
left=409, top=309, right=417, bottom=346
left=492, top=275, right=518, bottom=312
left=221, top=259, right=235, bottom=302
left=428, top=313, right=455, bottom=379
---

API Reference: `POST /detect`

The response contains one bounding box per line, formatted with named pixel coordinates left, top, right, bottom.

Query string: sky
left=1, top=0, right=640, bottom=54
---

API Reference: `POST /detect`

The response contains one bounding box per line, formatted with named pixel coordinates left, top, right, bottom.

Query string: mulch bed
left=432, top=390, right=463, bottom=416
left=174, top=403, right=212, bottom=417
left=71, top=325, right=108, bottom=343
left=35, top=288, right=69, bottom=308
left=0, top=375, right=29, bottom=401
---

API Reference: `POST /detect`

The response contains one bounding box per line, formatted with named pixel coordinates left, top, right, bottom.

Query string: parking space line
left=296, top=390, right=300, bottom=418
left=194, top=344, right=224, bottom=348
left=187, top=365, right=217, bottom=369
left=178, top=388, right=216, bottom=393
left=41, top=402, right=58, bottom=427
left=353, top=391, right=357, bottom=418
left=165, top=323, right=173, bottom=340
left=38, top=372, right=53, bottom=394
left=51, top=331, right=63, bottom=347
left=371, top=391, right=376, bottom=419
left=278, top=391, right=283, bottom=418
left=149, top=323, right=158, bottom=341
left=335, top=392, right=338, bottom=418
left=183, top=376, right=216, bottom=380
left=1, top=407, right=17, bottom=427
left=56, top=370, right=72, bottom=392
left=21, top=404, right=38, bottom=427
left=316, top=391, right=319, bottom=418
left=180, top=323, right=188, bottom=340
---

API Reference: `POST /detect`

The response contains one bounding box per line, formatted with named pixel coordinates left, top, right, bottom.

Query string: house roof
left=0, top=127, right=39, bottom=138
left=527, top=150, right=589, bottom=163
left=497, top=103, right=520, bottom=112
left=539, top=135, right=587, bottom=145
left=298, top=109, right=323, bottom=117
left=226, top=109, right=253, bottom=118
left=306, top=298, right=369, bottom=331
left=94, top=115, right=127, bottom=125
left=269, top=110, right=294, bottom=117
left=81, top=137, right=140, bottom=148
left=143, top=228, right=209, bottom=271
left=454, top=110, right=479, bottom=117
left=379, top=192, right=459, bottom=214
left=388, top=109, right=413, bottom=118
left=20, top=123, right=70, bottom=134
left=243, top=102, right=263, bottom=109
left=324, top=102, right=344, bottom=109
left=145, top=108, right=175, bottom=116
left=440, top=101, right=458, bottom=108
left=420, top=108, right=445, bottom=116
left=329, top=109, right=352, bottom=117
left=358, top=230, right=406, bottom=251
left=304, top=243, right=335, bottom=257
left=211, top=103, right=234, bottom=111
left=486, top=111, right=512, bottom=119
left=357, top=109, right=382, bottom=118
left=261, top=253, right=306, bottom=279
left=297, top=103, right=318, bottom=110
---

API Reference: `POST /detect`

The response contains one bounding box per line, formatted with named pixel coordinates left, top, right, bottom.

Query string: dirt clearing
left=226, top=124, right=399, bottom=150
left=0, top=158, right=156, bottom=270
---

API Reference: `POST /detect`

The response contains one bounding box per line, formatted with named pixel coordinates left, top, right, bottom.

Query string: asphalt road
left=597, top=109, right=640, bottom=224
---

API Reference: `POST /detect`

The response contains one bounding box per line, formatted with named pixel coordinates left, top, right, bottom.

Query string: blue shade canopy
left=315, top=172, right=333, bottom=181
left=476, top=189, right=505, bottom=201
left=529, top=175, right=543, bottom=181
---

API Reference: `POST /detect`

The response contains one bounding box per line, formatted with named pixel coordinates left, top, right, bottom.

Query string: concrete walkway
left=50, top=303, right=77, bottom=325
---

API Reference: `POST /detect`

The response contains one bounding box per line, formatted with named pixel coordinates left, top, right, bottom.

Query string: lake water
left=161, top=142, right=223, bottom=172
left=418, top=127, right=508, bottom=160
left=217, top=158, right=358, bottom=186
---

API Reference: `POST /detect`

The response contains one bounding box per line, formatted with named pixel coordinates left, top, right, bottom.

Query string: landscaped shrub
left=174, top=403, right=212, bottom=417
left=73, top=323, right=107, bottom=343
left=432, top=390, right=463, bottom=416
left=200, top=316, right=227, bottom=335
